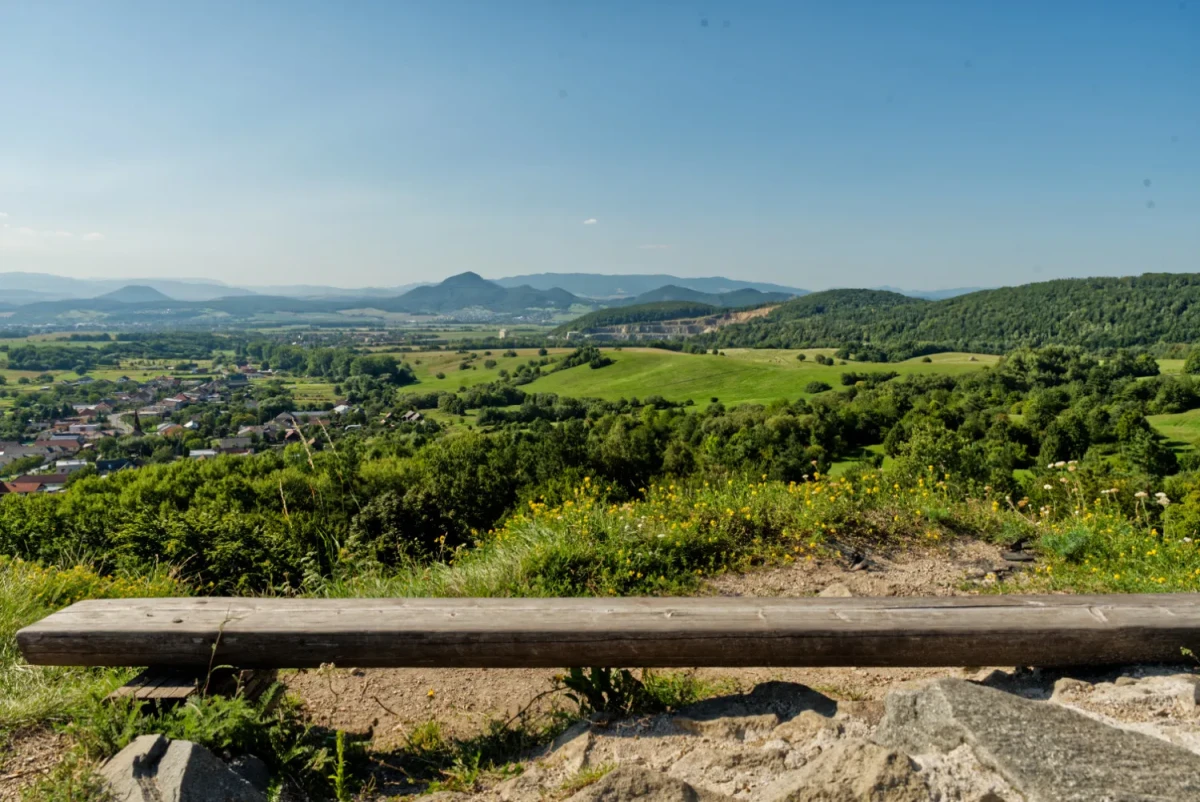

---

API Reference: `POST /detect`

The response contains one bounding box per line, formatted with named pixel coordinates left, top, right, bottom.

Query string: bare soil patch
left=0, top=728, right=65, bottom=801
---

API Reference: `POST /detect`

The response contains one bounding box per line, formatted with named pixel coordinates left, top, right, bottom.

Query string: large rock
left=761, top=738, right=927, bottom=802
left=543, top=722, right=594, bottom=773
left=565, top=765, right=734, bottom=801
left=101, top=735, right=266, bottom=802
left=875, top=678, right=1200, bottom=802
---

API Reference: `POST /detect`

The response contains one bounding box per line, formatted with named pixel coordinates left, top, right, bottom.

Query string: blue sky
left=1, top=0, right=1196, bottom=290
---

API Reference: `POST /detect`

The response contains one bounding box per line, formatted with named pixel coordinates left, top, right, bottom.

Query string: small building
left=54, top=460, right=90, bottom=475
left=96, top=458, right=136, bottom=475
left=187, top=449, right=219, bottom=460
left=216, top=436, right=252, bottom=452
left=6, top=473, right=72, bottom=493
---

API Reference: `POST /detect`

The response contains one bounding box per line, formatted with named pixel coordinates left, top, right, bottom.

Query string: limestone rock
left=495, top=765, right=546, bottom=801
left=834, top=700, right=885, bottom=727
left=101, top=735, right=169, bottom=802
left=101, top=735, right=266, bottom=802
left=669, top=744, right=791, bottom=793
left=817, top=583, right=853, bottom=598
left=565, top=765, right=735, bottom=801
left=1077, top=673, right=1200, bottom=719
left=764, top=738, right=927, bottom=801
left=875, top=678, right=1200, bottom=802
left=543, top=722, right=594, bottom=773
left=771, top=710, right=842, bottom=744
left=674, top=712, right=780, bottom=741
left=1048, top=677, right=1091, bottom=702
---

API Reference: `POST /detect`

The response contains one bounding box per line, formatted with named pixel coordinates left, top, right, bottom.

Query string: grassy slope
left=525, top=349, right=999, bottom=406
left=1148, top=409, right=1200, bottom=452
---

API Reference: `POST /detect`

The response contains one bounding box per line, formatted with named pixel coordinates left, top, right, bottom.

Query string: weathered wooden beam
left=17, top=595, right=1200, bottom=669
left=106, top=667, right=277, bottom=705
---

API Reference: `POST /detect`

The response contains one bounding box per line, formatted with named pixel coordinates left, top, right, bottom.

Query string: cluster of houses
left=1, top=372, right=261, bottom=494
left=0, top=364, right=427, bottom=495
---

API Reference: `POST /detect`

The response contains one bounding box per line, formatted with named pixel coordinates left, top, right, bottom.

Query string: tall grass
left=0, top=557, right=184, bottom=732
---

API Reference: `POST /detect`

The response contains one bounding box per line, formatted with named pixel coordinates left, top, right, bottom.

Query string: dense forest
left=701, top=274, right=1200, bottom=358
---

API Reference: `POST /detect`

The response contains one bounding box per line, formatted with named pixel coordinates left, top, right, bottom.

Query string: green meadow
left=526, top=348, right=1000, bottom=407
left=1148, top=408, right=1200, bottom=453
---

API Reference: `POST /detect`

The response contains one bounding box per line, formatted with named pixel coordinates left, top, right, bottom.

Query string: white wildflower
left=1135, top=491, right=1149, bottom=499
left=1043, top=484, right=1053, bottom=490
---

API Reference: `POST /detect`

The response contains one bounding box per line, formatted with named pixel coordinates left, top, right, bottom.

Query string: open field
left=527, top=348, right=1001, bottom=406
left=1148, top=409, right=1200, bottom=452
left=380, top=347, right=573, bottom=392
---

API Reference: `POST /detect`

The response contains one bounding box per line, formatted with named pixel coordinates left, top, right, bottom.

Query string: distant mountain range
left=0, top=270, right=987, bottom=307
left=0, top=272, right=254, bottom=302
left=492, top=273, right=807, bottom=299
left=96, top=285, right=174, bottom=304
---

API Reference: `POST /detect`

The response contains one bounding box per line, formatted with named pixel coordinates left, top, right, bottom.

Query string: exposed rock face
left=876, top=678, right=1200, bottom=802
left=565, top=765, right=734, bottom=801
left=764, top=738, right=928, bottom=802
left=101, top=734, right=267, bottom=802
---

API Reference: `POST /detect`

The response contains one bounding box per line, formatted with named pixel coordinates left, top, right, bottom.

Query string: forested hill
left=553, top=301, right=721, bottom=334
left=703, top=274, right=1200, bottom=357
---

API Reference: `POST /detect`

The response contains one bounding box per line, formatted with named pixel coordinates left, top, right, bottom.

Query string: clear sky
left=1, top=1, right=1196, bottom=290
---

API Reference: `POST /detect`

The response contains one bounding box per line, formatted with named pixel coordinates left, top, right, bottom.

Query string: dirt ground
left=280, top=538, right=1034, bottom=795
left=0, top=729, right=66, bottom=801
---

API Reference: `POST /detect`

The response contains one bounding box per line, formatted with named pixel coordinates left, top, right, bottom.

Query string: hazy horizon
left=2, top=1, right=1196, bottom=290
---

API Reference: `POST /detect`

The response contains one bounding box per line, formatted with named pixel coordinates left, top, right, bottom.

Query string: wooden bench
left=17, top=594, right=1200, bottom=670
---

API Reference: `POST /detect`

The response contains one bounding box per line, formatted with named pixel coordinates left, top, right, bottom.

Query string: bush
left=1039, top=526, right=1092, bottom=563
left=804, top=381, right=832, bottom=393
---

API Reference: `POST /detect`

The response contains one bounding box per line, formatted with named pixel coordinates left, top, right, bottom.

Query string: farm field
left=525, top=348, right=1001, bottom=407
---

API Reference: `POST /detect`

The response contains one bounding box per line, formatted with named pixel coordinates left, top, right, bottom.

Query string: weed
left=559, top=763, right=616, bottom=795
left=330, top=730, right=350, bottom=802
left=1039, top=525, right=1093, bottom=562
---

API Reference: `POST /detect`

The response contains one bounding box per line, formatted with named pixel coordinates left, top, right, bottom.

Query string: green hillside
left=705, top=274, right=1200, bottom=357
left=527, top=347, right=997, bottom=406
left=552, top=301, right=720, bottom=334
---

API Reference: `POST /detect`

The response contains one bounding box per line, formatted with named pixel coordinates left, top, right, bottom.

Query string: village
left=0, top=363, right=424, bottom=495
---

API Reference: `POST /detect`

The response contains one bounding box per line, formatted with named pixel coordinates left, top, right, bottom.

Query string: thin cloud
left=0, top=212, right=7, bottom=218
left=83, top=232, right=104, bottom=241
left=638, top=244, right=671, bottom=250
left=582, top=218, right=598, bottom=225
left=53, top=231, right=74, bottom=238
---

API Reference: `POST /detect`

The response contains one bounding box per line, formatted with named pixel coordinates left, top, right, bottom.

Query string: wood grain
left=17, top=595, right=1200, bottom=669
